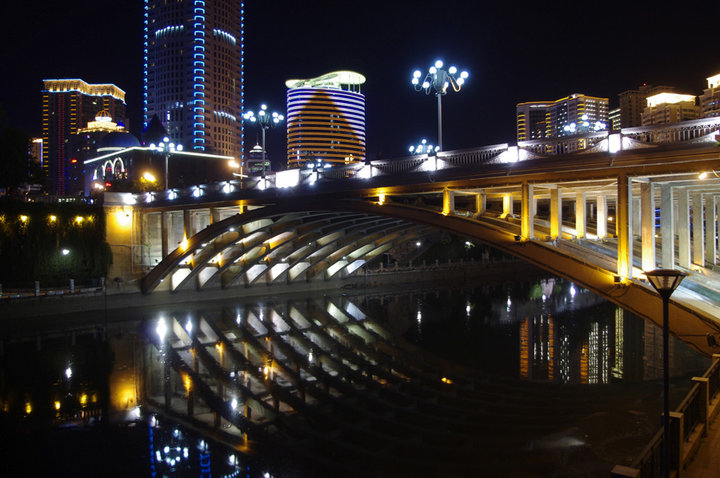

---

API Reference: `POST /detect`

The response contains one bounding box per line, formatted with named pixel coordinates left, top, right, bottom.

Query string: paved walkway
left=685, top=414, right=720, bottom=477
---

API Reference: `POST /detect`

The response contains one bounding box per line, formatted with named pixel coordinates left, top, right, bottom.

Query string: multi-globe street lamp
left=644, top=268, right=688, bottom=478
left=408, top=139, right=439, bottom=155
left=243, top=104, right=284, bottom=178
left=149, top=136, right=183, bottom=190
left=411, top=60, right=468, bottom=152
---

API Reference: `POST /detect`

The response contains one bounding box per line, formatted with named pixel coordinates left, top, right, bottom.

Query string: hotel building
left=143, top=0, right=244, bottom=159
left=285, top=71, right=366, bottom=168
left=700, top=73, right=720, bottom=118
left=41, top=79, right=126, bottom=195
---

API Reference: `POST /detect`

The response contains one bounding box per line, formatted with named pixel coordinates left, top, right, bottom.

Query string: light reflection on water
left=0, top=274, right=710, bottom=476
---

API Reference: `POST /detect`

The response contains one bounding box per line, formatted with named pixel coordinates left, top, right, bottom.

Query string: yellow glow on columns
left=180, top=236, right=189, bottom=252
left=378, top=193, right=386, bottom=205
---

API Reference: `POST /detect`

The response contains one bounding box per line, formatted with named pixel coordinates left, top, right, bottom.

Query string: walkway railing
left=613, top=354, right=720, bottom=477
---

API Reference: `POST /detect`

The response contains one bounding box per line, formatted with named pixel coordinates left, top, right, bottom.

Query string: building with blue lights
left=143, top=0, right=244, bottom=162
left=285, top=71, right=366, bottom=168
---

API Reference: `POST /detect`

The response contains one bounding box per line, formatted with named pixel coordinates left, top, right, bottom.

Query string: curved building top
left=285, top=71, right=366, bottom=91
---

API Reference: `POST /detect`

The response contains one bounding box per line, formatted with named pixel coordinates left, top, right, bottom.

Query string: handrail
left=622, top=356, right=720, bottom=477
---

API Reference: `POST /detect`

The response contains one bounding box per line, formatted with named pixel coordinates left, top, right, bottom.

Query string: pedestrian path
left=685, top=416, right=720, bottom=477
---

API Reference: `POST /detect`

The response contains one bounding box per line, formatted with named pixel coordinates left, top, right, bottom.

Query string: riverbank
left=0, top=258, right=543, bottom=323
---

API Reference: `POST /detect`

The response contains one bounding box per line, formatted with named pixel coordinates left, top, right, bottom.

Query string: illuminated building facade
left=546, top=93, right=608, bottom=138
left=700, top=73, right=720, bottom=118
left=516, top=94, right=608, bottom=154
left=143, top=0, right=244, bottom=160
left=608, top=108, right=621, bottom=131
left=641, top=92, right=699, bottom=126
left=516, top=101, right=552, bottom=141
left=285, top=71, right=366, bottom=168
left=42, top=79, right=126, bottom=195
left=618, top=84, right=673, bottom=128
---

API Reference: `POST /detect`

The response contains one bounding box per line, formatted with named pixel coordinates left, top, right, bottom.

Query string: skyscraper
left=41, top=79, right=127, bottom=195
left=143, top=0, right=244, bottom=159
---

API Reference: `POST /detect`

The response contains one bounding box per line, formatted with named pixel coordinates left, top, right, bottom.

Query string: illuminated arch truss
left=142, top=205, right=431, bottom=293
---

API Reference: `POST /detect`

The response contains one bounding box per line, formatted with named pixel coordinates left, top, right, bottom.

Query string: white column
left=575, top=191, right=586, bottom=238
left=550, top=187, right=562, bottom=240
left=596, top=194, right=607, bottom=239
left=521, top=183, right=534, bottom=240
left=705, top=195, right=717, bottom=266
left=475, top=192, right=486, bottom=217
left=677, top=188, right=691, bottom=269
left=660, top=185, right=675, bottom=268
left=640, top=182, right=656, bottom=271
left=501, top=194, right=512, bottom=218
left=692, top=192, right=705, bottom=267
left=617, top=175, right=633, bottom=279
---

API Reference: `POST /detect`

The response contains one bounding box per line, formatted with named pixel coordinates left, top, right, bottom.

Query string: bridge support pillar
left=677, top=188, right=691, bottom=269
left=550, top=187, right=562, bottom=240
left=632, top=198, right=641, bottom=241
left=183, top=209, right=196, bottom=240
left=705, top=195, right=717, bottom=266
left=575, top=192, right=586, bottom=239
left=617, top=175, right=633, bottom=279
left=521, top=183, right=534, bottom=240
left=692, top=192, right=705, bottom=268
left=501, top=194, right=512, bottom=219
left=442, top=188, right=455, bottom=216
left=474, top=192, right=486, bottom=217
left=641, top=182, right=656, bottom=271
left=660, top=185, right=675, bottom=268
left=161, top=212, right=169, bottom=260
left=596, top=193, right=607, bottom=239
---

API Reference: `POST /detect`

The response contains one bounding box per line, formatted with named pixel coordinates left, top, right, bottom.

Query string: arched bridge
left=103, top=139, right=720, bottom=355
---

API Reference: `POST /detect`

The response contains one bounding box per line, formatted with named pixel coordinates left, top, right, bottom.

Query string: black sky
left=1, top=1, right=719, bottom=165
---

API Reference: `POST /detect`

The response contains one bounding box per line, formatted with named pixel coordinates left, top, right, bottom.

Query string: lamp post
left=243, top=105, right=284, bottom=178
left=644, top=268, right=688, bottom=478
left=409, top=138, right=439, bottom=155
left=150, top=137, right=183, bottom=190
left=411, top=60, right=468, bottom=152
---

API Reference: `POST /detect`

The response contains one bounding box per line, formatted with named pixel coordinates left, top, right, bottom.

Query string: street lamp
left=243, top=105, right=284, bottom=178
left=149, top=137, right=183, bottom=190
left=644, top=268, right=688, bottom=478
left=411, top=60, right=468, bottom=152
left=409, top=138, right=439, bottom=155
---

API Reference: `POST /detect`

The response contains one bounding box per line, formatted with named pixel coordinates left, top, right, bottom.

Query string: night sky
left=1, top=1, right=719, bottom=166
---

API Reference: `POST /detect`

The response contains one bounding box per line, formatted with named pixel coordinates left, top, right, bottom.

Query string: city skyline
left=2, top=1, right=719, bottom=165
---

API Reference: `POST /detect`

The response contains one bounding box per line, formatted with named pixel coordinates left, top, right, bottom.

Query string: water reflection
left=0, top=275, right=711, bottom=476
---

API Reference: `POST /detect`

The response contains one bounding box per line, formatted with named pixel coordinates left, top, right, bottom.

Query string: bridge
left=102, top=119, right=720, bottom=357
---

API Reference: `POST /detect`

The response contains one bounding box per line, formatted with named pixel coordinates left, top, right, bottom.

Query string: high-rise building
left=285, top=71, right=366, bottom=168
left=516, top=94, right=608, bottom=154
left=516, top=101, right=552, bottom=141
left=546, top=94, right=608, bottom=138
left=143, top=0, right=244, bottom=160
left=700, top=73, right=720, bottom=118
left=618, top=84, right=674, bottom=129
left=41, top=79, right=126, bottom=195
left=641, top=92, right=699, bottom=126
left=608, top=108, right=621, bottom=132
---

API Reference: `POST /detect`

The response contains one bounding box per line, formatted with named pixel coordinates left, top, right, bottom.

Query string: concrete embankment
left=0, top=259, right=544, bottom=333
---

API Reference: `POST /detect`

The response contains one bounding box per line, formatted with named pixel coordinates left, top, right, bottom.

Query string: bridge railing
left=131, top=118, right=720, bottom=207
left=614, top=354, right=720, bottom=477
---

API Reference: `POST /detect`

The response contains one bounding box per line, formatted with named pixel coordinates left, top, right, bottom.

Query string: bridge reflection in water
left=140, top=284, right=707, bottom=476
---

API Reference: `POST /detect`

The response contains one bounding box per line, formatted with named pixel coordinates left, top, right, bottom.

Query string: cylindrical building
left=285, top=71, right=366, bottom=168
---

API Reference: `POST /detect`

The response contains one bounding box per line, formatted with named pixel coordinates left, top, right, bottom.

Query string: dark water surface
left=0, top=273, right=710, bottom=477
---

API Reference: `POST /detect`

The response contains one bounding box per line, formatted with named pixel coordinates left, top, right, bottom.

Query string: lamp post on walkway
left=244, top=105, right=284, bottom=178
left=150, top=137, right=183, bottom=190
left=644, top=268, right=687, bottom=478
left=411, top=60, right=468, bottom=152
